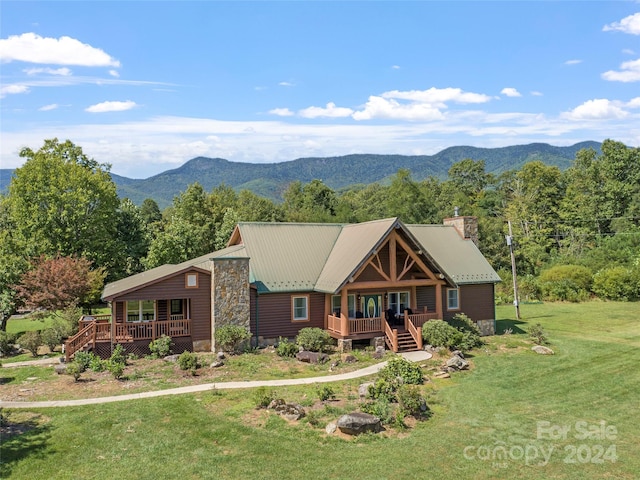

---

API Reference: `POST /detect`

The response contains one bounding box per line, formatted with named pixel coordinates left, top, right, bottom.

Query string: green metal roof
left=103, top=218, right=500, bottom=300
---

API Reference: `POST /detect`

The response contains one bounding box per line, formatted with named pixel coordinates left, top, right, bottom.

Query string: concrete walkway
left=0, top=351, right=431, bottom=409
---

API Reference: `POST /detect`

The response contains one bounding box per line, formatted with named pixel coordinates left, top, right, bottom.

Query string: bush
left=367, top=378, right=397, bottom=402
left=58, top=306, right=83, bottom=337
left=149, top=335, right=173, bottom=358
left=422, top=320, right=463, bottom=350
left=214, top=325, right=251, bottom=354
left=360, top=398, right=393, bottom=424
left=40, top=328, right=62, bottom=352
left=592, top=266, right=640, bottom=301
left=296, top=327, right=332, bottom=352
left=110, top=344, right=127, bottom=365
left=447, top=313, right=483, bottom=351
left=106, top=359, right=125, bottom=380
left=66, top=361, right=82, bottom=382
left=0, top=331, right=16, bottom=356
left=177, top=351, right=199, bottom=375
left=17, top=331, right=42, bottom=357
left=380, top=356, right=424, bottom=385
left=253, top=386, right=276, bottom=408
left=316, top=385, right=336, bottom=402
left=539, top=264, right=593, bottom=302
left=275, top=337, right=298, bottom=358
left=74, top=351, right=93, bottom=372
left=396, top=384, right=428, bottom=418
left=528, top=323, right=548, bottom=345
left=90, top=355, right=105, bottom=372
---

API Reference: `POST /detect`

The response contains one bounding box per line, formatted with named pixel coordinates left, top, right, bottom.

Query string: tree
left=6, top=139, right=121, bottom=275
left=283, top=180, right=338, bottom=222
left=386, top=169, right=435, bottom=224
left=15, top=255, right=100, bottom=314
left=113, top=198, right=150, bottom=278
left=139, top=198, right=163, bottom=226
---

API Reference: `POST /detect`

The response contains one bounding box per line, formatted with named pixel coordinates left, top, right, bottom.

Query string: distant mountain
left=1, top=141, right=602, bottom=208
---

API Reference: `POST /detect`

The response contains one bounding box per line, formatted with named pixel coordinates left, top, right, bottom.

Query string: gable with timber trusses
left=350, top=228, right=443, bottom=286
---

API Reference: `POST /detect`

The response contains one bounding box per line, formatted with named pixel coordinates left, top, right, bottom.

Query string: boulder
left=54, top=364, right=67, bottom=375
left=296, top=351, right=329, bottom=364
left=341, top=353, right=357, bottom=363
left=217, top=351, right=225, bottom=360
left=358, top=381, right=374, bottom=399
left=163, top=354, right=180, bottom=363
left=434, top=371, right=451, bottom=379
left=445, top=354, right=469, bottom=371
left=451, top=350, right=465, bottom=359
left=337, top=412, right=382, bottom=435
left=532, top=345, right=554, bottom=355
left=210, top=360, right=224, bottom=368
left=268, top=398, right=306, bottom=421
left=325, top=422, right=337, bottom=435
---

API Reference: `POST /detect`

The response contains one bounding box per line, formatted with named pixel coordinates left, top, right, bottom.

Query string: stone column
left=211, top=258, right=251, bottom=351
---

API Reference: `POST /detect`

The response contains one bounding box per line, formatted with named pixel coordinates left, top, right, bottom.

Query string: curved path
left=0, top=351, right=431, bottom=409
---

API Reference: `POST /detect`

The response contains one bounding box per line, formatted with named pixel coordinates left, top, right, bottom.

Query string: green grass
left=2, top=302, right=639, bottom=479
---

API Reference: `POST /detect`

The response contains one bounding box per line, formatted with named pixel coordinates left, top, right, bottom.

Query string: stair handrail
left=384, top=319, right=399, bottom=352
left=64, top=321, right=97, bottom=362
left=405, top=310, right=423, bottom=351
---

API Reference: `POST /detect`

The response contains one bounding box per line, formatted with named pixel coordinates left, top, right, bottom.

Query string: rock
left=54, top=364, right=67, bottom=375
left=217, top=351, right=225, bottom=360
left=163, top=354, right=180, bottom=363
left=445, top=355, right=469, bottom=371
left=325, top=422, right=337, bottom=435
left=268, top=399, right=305, bottom=421
left=337, top=412, right=382, bottom=435
left=296, top=351, right=329, bottom=364
left=372, top=347, right=385, bottom=359
left=341, top=353, right=357, bottom=363
left=329, top=361, right=339, bottom=372
left=434, top=371, right=450, bottom=379
left=532, top=345, right=554, bottom=355
left=210, top=360, right=224, bottom=368
left=451, top=350, right=465, bottom=359
left=358, top=381, right=374, bottom=398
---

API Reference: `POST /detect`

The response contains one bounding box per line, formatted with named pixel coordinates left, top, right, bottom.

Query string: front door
left=363, top=295, right=381, bottom=318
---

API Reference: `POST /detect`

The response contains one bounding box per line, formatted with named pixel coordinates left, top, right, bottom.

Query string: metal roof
left=103, top=218, right=500, bottom=300
left=406, top=224, right=502, bottom=284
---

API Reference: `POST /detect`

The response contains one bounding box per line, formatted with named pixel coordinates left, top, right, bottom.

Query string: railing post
left=416, top=326, right=423, bottom=350
left=392, top=329, right=398, bottom=352
left=340, top=314, right=349, bottom=336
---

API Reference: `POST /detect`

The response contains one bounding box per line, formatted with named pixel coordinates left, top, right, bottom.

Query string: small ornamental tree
left=15, top=255, right=100, bottom=316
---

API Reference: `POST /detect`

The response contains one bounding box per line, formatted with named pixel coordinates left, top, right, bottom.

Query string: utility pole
left=506, top=220, right=521, bottom=320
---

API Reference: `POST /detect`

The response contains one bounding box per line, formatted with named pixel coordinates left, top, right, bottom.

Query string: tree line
left=1, top=138, right=639, bottom=331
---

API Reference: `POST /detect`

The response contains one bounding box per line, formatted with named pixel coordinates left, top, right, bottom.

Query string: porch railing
left=404, top=310, right=423, bottom=351
left=406, top=311, right=440, bottom=328
left=327, top=315, right=383, bottom=336
left=384, top=319, right=399, bottom=352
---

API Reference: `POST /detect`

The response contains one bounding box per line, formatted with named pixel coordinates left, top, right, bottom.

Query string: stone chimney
left=443, top=207, right=478, bottom=245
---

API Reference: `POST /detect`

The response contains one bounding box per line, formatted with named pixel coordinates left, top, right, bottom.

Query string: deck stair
left=396, top=329, right=419, bottom=352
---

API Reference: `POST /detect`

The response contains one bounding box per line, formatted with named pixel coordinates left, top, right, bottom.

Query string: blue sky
left=1, top=1, right=639, bottom=178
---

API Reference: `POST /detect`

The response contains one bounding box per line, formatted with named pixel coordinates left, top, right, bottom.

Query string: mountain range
left=0, top=141, right=602, bottom=208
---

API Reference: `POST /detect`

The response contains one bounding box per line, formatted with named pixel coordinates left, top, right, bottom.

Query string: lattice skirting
left=93, top=337, right=194, bottom=359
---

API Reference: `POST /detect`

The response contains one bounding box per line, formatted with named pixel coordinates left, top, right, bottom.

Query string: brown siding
left=416, top=286, right=436, bottom=312
left=112, top=269, right=212, bottom=344
left=252, top=291, right=325, bottom=340
left=442, top=283, right=495, bottom=322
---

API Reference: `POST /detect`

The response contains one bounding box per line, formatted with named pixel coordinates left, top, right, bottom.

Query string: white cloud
left=352, top=95, right=445, bottom=121
left=602, top=58, right=640, bottom=82
left=501, top=87, right=522, bottom=97
left=299, top=102, right=353, bottom=119
left=109, top=70, right=120, bottom=77
left=531, top=91, right=544, bottom=96
left=603, top=12, right=640, bottom=35
left=391, top=65, right=400, bottom=69
left=24, top=67, right=72, bottom=76
left=562, top=99, right=628, bottom=120
left=0, top=84, right=29, bottom=98
left=627, top=97, right=640, bottom=109
left=623, top=48, right=635, bottom=55
left=85, top=100, right=137, bottom=113
left=279, top=81, right=295, bottom=87
left=380, top=87, right=491, bottom=105
left=269, top=107, right=294, bottom=117
left=0, top=33, right=121, bottom=67
left=39, top=104, right=59, bottom=111
left=564, top=59, right=582, bottom=65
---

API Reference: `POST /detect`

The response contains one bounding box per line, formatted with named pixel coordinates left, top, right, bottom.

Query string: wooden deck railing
left=326, top=315, right=383, bottom=336
left=384, top=320, right=399, bottom=352
left=406, top=312, right=440, bottom=328
left=404, top=310, right=423, bottom=351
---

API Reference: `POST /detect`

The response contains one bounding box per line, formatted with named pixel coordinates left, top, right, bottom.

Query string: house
left=65, top=216, right=500, bottom=360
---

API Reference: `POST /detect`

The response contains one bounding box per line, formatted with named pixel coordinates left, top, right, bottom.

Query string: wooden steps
left=396, top=330, right=419, bottom=352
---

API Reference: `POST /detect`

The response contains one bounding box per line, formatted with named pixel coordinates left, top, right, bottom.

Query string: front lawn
left=2, top=301, right=639, bottom=479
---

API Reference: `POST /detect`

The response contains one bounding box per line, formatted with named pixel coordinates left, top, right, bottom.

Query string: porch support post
left=436, top=283, right=443, bottom=319
left=340, top=289, right=349, bottom=335
left=389, top=233, right=397, bottom=281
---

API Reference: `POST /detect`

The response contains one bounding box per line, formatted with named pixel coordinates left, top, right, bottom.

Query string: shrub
left=528, top=323, right=548, bottom=345
left=17, top=331, right=42, bottom=357
left=110, top=344, right=127, bottom=365
left=380, top=356, right=424, bottom=385
left=360, top=398, right=393, bottom=424
left=90, top=355, right=105, bottom=372
left=215, top=325, right=251, bottom=354
left=149, top=335, right=173, bottom=358
left=253, top=386, right=276, bottom=408
left=106, top=359, right=125, bottom=380
left=276, top=337, right=298, bottom=358
left=58, top=306, right=83, bottom=337
left=316, top=385, right=336, bottom=402
left=592, top=266, right=640, bottom=301
left=177, top=351, right=199, bottom=375
left=66, top=361, right=82, bottom=382
left=296, top=327, right=332, bottom=352
left=0, top=331, right=16, bottom=356
left=74, top=351, right=93, bottom=372
left=422, top=320, right=463, bottom=350
left=539, top=264, right=593, bottom=302
left=367, top=378, right=397, bottom=402
left=40, top=328, right=62, bottom=352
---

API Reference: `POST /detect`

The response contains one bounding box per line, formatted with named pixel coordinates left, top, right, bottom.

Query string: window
left=331, top=294, right=356, bottom=317
left=186, top=273, right=198, bottom=288
left=171, top=299, right=183, bottom=315
left=447, top=288, right=460, bottom=310
left=127, top=300, right=156, bottom=322
left=388, top=291, right=410, bottom=315
left=292, top=295, right=309, bottom=321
